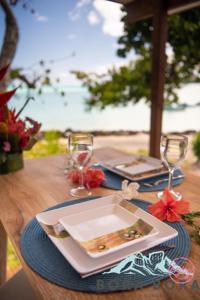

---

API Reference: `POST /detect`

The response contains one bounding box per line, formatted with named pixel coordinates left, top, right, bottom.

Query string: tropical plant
left=0, top=65, right=41, bottom=161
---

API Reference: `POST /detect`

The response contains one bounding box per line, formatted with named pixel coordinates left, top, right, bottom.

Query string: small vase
left=0, top=152, right=24, bottom=175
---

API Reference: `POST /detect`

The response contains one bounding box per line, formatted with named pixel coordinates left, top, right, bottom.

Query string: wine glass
left=63, top=155, right=74, bottom=175
left=68, top=133, right=93, bottom=197
left=158, top=134, right=188, bottom=200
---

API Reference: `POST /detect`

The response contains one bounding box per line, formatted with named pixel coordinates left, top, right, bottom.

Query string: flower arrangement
left=0, top=65, right=41, bottom=174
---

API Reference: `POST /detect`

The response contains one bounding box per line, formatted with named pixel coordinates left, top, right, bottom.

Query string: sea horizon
left=9, top=83, right=200, bottom=133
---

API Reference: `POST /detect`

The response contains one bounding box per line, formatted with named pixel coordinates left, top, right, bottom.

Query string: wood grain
left=0, top=221, right=7, bottom=285
left=0, top=147, right=200, bottom=300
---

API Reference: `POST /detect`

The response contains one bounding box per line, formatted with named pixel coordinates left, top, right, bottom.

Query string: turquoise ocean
left=9, top=83, right=200, bottom=132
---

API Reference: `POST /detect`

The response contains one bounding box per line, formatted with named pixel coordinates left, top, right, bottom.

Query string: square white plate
left=59, top=200, right=159, bottom=258
left=100, top=154, right=168, bottom=181
left=36, top=195, right=178, bottom=277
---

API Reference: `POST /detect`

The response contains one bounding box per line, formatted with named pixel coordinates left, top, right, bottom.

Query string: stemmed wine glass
left=158, top=134, right=188, bottom=200
left=68, top=133, right=93, bottom=197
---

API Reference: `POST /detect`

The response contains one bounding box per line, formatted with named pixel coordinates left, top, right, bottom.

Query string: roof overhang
left=108, top=0, right=200, bottom=22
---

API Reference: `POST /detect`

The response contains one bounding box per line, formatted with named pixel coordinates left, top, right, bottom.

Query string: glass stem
left=79, top=166, right=85, bottom=188
left=168, top=168, right=175, bottom=191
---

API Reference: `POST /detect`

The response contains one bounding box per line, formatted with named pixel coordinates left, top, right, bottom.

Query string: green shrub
left=24, top=130, right=66, bottom=159
left=192, top=132, right=200, bottom=161
left=44, top=130, right=61, bottom=142
left=44, top=130, right=64, bottom=155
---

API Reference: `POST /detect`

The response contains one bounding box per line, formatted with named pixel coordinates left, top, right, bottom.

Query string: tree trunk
left=0, top=0, right=19, bottom=90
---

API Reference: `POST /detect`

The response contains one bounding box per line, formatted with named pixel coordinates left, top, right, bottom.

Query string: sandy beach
left=93, top=133, right=196, bottom=162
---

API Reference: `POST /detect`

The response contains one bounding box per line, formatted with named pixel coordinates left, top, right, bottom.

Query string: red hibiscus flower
left=68, top=167, right=105, bottom=189
left=84, top=168, right=105, bottom=189
left=148, top=189, right=190, bottom=222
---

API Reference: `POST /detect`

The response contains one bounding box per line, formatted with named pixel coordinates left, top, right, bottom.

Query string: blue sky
left=0, top=0, right=132, bottom=85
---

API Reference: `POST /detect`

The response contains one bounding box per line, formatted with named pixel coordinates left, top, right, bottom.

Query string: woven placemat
left=100, top=168, right=184, bottom=192
left=20, top=197, right=190, bottom=293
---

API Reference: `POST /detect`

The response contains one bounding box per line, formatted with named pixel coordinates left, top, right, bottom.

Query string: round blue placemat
left=20, top=197, right=190, bottom=293
left=100, top=167, right=184, bottom=192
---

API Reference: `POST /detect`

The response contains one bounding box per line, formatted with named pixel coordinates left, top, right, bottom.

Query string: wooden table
left=0, top=147, right=200, bottom=300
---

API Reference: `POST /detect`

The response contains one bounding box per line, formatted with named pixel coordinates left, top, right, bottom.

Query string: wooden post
left=0, top=220, right=7, bottom=285
left=149, top=0, right=168, bottom=158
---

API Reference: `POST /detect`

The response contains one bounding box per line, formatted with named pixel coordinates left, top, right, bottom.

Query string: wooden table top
left=0, top=147, right=200, bottom=300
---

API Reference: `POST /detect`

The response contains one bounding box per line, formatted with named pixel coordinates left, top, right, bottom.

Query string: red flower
left=19, top=135, right=29, bottom=149
left=84, top=168, right=105, bottom=189
left=0, top=108, right=3, bottom=122
left=2, top=141, right=11, bottom=152
left=9, top=109, right=18, bottom=123
left=68, top=169, right=81, bottom=185
left=26, top=117, right=41, bottom=135
left=5, top=110, right=41, bottom=150
left=0, top=66, right=41, bottom=152
left=148, top=189, right=190, bottom=222
left=77, top=152, right=89, bottom=165
left=0, top=88, right=17, bottom=108
left=68, top=167, right=105, bottom=189
left=0, top=64, right=17, bottom=108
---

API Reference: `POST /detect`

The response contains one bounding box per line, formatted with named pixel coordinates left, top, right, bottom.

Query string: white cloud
left=93, top=0, right=124, bottom=37
left=69, top=0, right=91, bottom=21
left=77, top=0, right=91, bottom=8
left=87, top=10, right=100, bottom=25
left=68, top=0, right=124, bottom=37
left=67, top=33, right=76, bottom=40
left=35, top=14, right=49, bottom=22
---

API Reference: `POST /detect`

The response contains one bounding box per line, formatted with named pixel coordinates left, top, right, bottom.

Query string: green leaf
left=10, top=68, right=22, bottom=79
